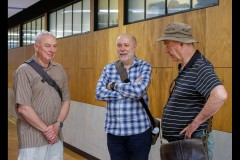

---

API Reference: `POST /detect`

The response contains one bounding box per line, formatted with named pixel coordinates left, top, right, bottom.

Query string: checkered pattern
left=96, top=57, right=152, bottom=136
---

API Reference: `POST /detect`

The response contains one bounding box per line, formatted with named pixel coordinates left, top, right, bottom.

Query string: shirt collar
left=122, top=56, right=139, bottom=69
left=178, top=50, right=201, bottom=73
left=31, top=55, right=57, bottom=69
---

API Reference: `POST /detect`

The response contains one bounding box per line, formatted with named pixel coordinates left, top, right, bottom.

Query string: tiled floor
left=8, top=116, right=87, bottom=160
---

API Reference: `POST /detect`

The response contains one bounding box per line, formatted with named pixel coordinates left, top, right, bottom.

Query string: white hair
left=35, top=31, right=56, bottom=43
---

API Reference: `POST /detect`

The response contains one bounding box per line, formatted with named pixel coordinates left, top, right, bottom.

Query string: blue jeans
left=192, top=130, right=214, bottom=160
left=107, top=128, right=152, bottom=160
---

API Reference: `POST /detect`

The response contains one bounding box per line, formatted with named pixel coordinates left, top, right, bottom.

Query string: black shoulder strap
left=25, top=59, right=62, bottom=100
left=114, top=61, right=156, bottom=127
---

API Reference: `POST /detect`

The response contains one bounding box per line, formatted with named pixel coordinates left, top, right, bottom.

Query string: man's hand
left=135, top=76, right=142, bottom=83
left=106, top=76, right=142, bottom=90
left=43, top=123, right=60, bottom=144
left=107, top=82, right=114, bottom=90
left=180, top=121, right=199, bottom=139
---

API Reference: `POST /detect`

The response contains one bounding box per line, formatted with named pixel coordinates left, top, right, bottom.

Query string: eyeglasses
left=168, top=66, right=183, bottom=98
left=169, top=78, right=177, bottom=96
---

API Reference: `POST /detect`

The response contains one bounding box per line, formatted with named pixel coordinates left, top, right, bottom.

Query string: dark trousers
left=107, top=128, right=152, bottom=160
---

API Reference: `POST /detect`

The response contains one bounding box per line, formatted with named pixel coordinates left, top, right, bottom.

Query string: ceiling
left=8, top=0, right=41, bottom=18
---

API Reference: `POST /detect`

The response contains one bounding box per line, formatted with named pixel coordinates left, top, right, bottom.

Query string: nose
left=49, top=46, right=56, bottom=52
left=119, top=46, right=125, bottom=51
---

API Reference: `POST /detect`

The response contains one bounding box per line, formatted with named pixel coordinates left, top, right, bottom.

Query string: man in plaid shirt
left=96, top=33, right=152, bottom=160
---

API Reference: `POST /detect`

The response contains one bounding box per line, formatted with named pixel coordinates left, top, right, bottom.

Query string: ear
left=34, top=43, right=39, bottom=52
left=134, top=44, right=137, bottom=50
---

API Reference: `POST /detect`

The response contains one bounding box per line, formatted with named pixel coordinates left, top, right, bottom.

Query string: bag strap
left=114, top=61, right=130, bottom=83
left=114, top=60, right=156, bottom=127
left=25, top=59, right=62, bottom=100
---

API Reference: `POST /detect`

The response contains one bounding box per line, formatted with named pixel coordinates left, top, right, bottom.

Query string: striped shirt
left=96, top=57, right=152, bottom=136
left=162, top=50, right=222, bottom=141
left=13, top=56, right=70, bottom=149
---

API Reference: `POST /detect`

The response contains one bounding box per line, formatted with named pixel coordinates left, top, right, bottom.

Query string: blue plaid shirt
left=96, top=57, right=152, bottom=136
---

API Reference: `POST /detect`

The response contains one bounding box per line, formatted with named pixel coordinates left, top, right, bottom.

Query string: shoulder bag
left=25, top=59, right=62, bottom=100
left=114, top=60, right=160, bottom=145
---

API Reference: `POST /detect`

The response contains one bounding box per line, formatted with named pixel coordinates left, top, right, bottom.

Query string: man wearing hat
left=157, top=22, right=227, bottom=160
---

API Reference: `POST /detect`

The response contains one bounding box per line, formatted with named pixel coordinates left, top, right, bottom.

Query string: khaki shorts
left=18, top=140, right=63, bottom=160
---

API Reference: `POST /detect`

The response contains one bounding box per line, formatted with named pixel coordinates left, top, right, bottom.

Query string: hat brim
left=156, top=36, right=198, bottom=43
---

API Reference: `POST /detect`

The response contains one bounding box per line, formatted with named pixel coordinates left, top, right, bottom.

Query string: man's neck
left=181, top=48, right=196, bottom=69
left=122, top=60, right=134, bottom=69
left=35, top=55, right=49, bottom=68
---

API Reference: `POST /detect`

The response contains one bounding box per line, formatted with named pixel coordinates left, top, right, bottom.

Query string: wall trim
left=63, top=142, right=100, bottom=160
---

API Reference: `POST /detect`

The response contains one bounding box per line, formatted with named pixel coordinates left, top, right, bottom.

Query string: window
left=73, top=2, right=82, bottom=34
left=8, top=26, right=20, bottom=49
left=82, top=0, right=91, bottom=33
left=125, top=0, right=219, bottom=24
left=49, top=0, right=90, bottom=38
left=95, top=0, right=118, bottom=30
left=193, top=0, right=218, bottom=9
left=56, top=9, right=64, bottom=38
left=8, top=16, right=44, bottom=48
left=22, top=16, right=45, bottom=46
left=64, top=6, right=73, bottom=37
left=128, top=0, right=145, bottom=23
left=167, top=0, right=190, bottom=14
left=49, top=12, right=56, bottom=35
left=147, top=0, right=165, bottom=19
left=8, top=1, right=91, bottom=49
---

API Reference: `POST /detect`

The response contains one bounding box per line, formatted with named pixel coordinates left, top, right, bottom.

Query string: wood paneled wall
left=8, top=0, right=232, bottom=132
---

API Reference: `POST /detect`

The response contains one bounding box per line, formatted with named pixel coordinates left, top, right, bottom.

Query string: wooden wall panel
left=126, top=21, right=149, bottom=62
left=108, top=27, right=126, bottom=63
left=68, top=63, right=80, bottom=101
left=65, top=35, right=84, bottom=71
left=80, top=33, right=96, bottom=68
left=172, top=9, right=206, bottom=54
left=54, top=36, right=73, bottom=68
left=25, top=45, right=35, bottom=59
left=94, top=30, right=110, bottom=68
left=8, top=69, right=15, bottom=88
left=118, top=0, right=124, bottom=27
left=8, top=2, right=232, bottom=132
left=76, top=69, right=96, bottom=104
left=8, top=47, right=27, bottom=69
left=205, top=0, right=232, bottom=67
left=147, top=17, right=174, bottom=67
left=94, top=68, right=107, bottom=107
left=8, top=46, right=33, bottom=88
left=212, top=68, right=232, bottom=132
left=148, top=68, right=173, bottom=117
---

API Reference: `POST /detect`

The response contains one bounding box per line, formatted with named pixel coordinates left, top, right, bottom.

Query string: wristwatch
left=110, top=82, right=116, bottom=91
left=56, top=121, right=63, bottom=129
